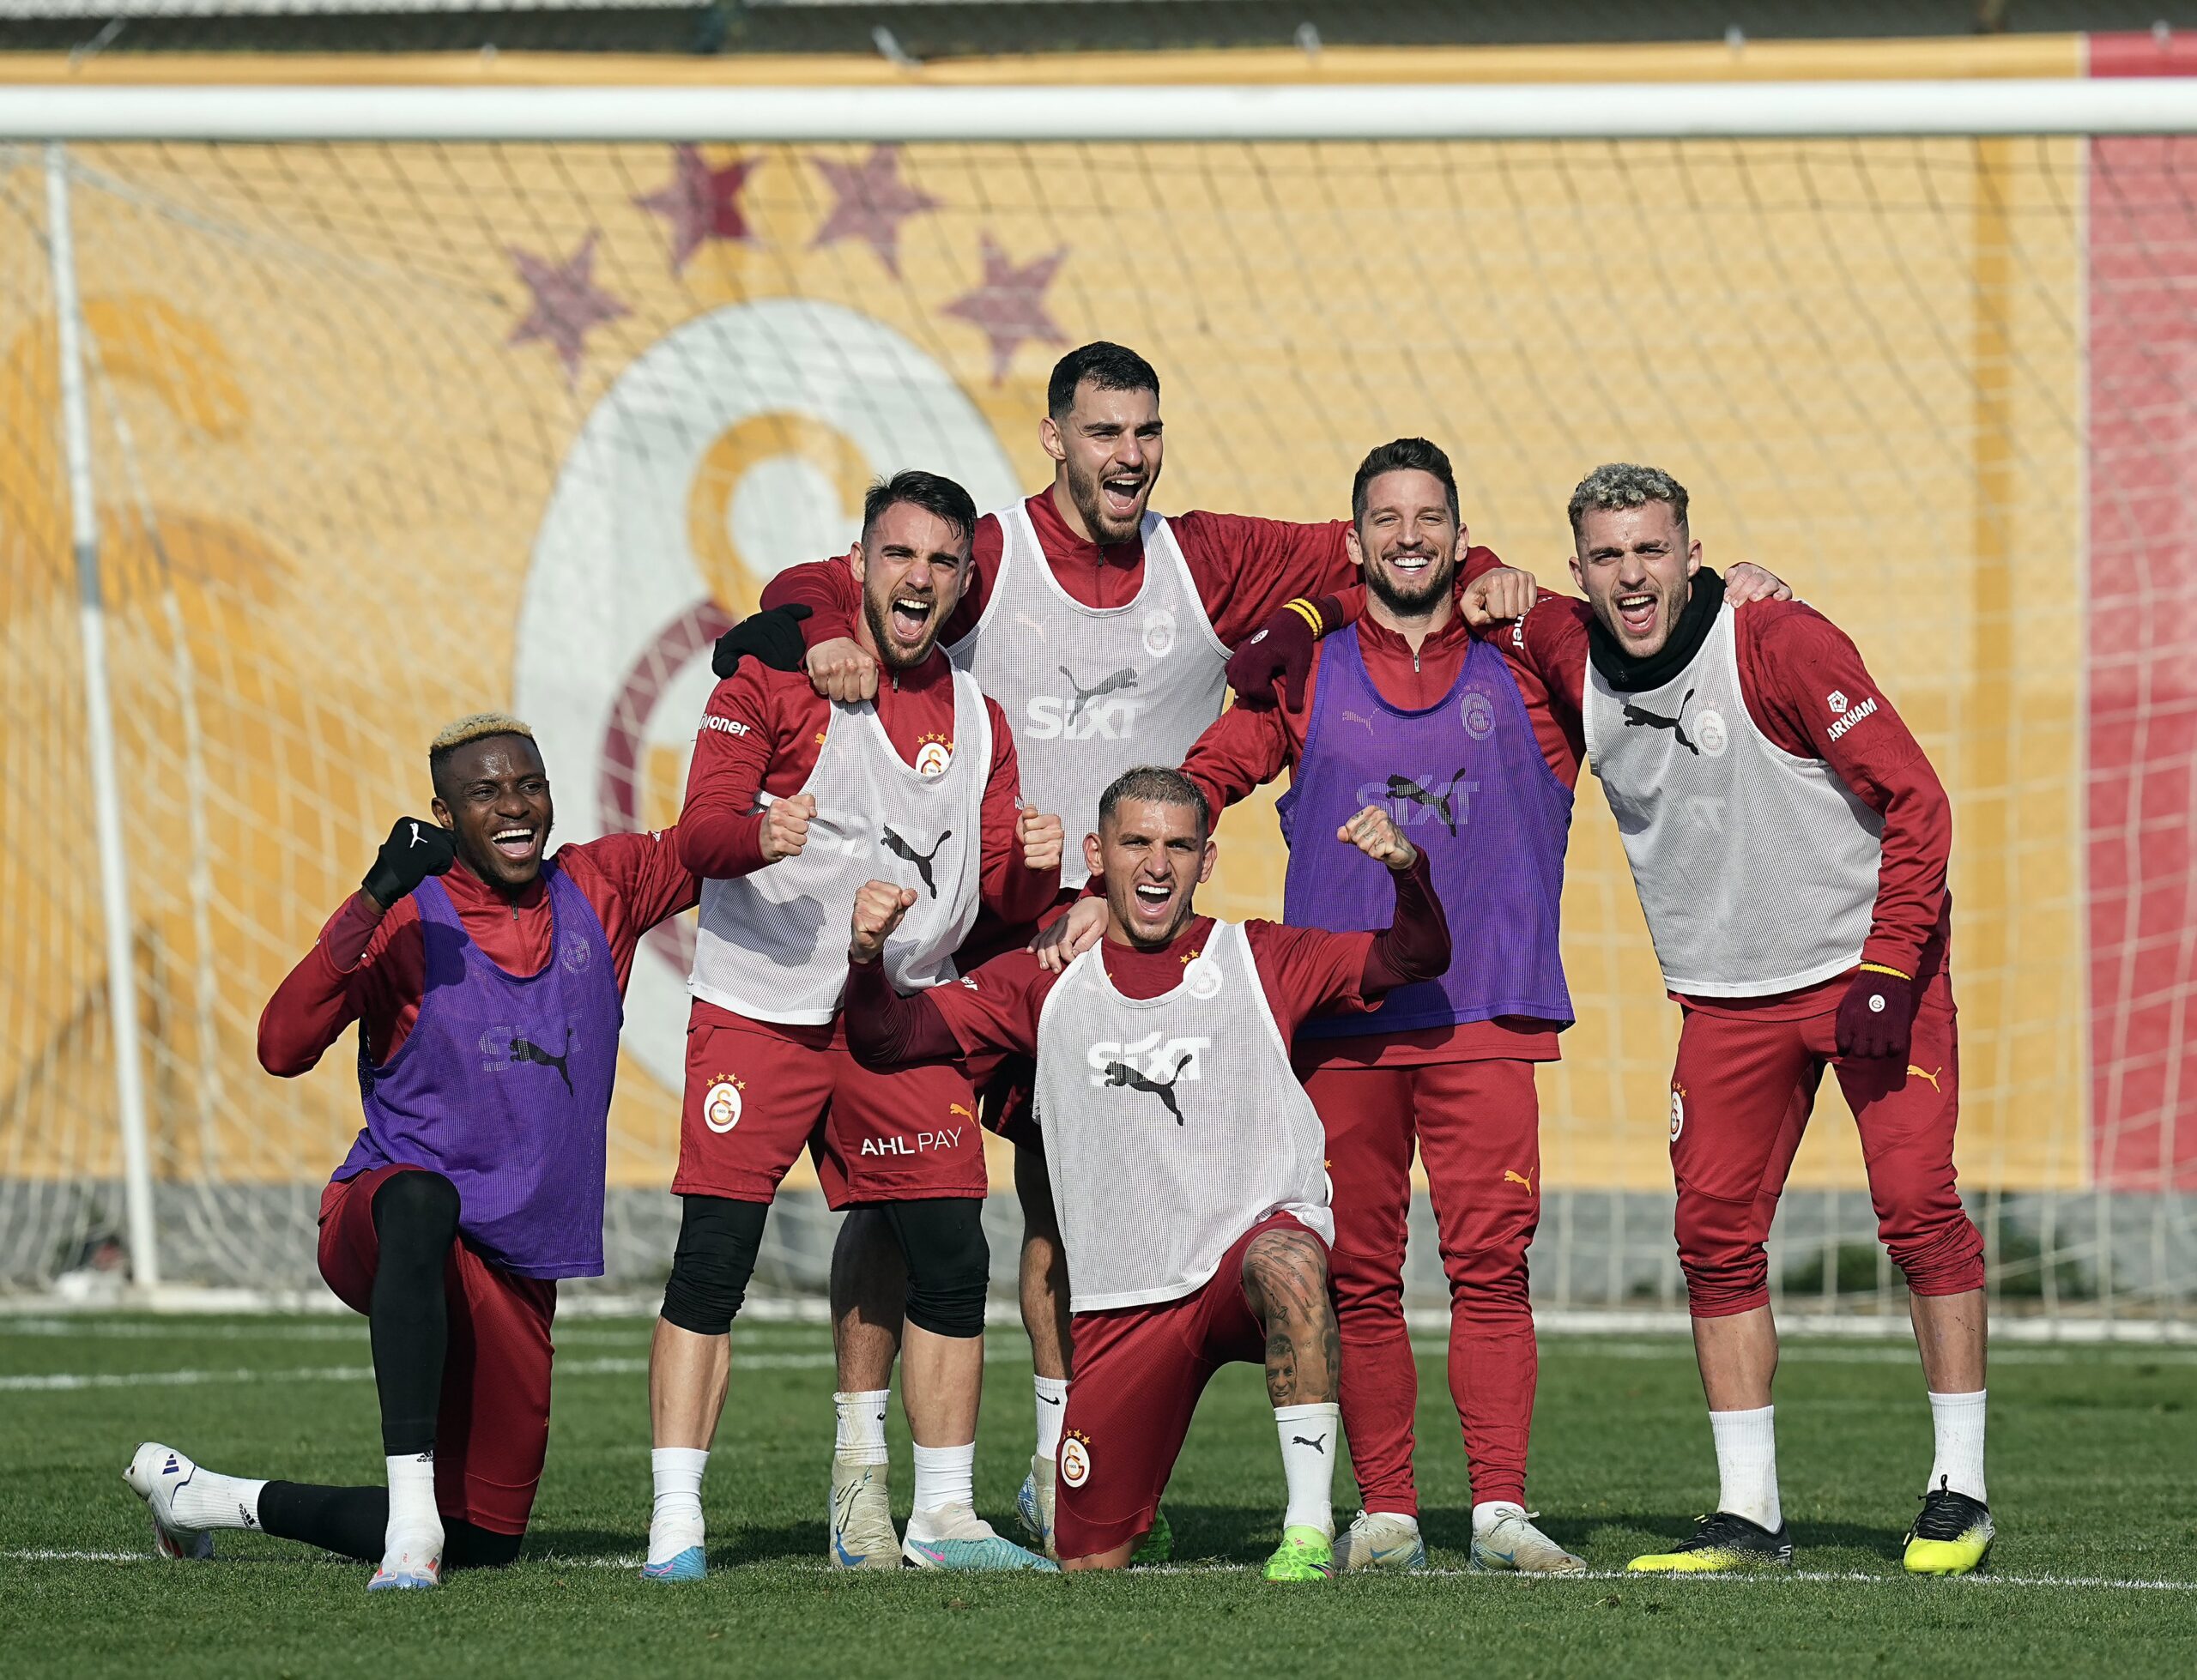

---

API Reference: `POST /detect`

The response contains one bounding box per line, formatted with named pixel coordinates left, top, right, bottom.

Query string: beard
left=862, top=589, right=941, bottom=671
left=1365, top=550, right=1456, bottom=618
left=1065, top=451, right=1148, bottom=546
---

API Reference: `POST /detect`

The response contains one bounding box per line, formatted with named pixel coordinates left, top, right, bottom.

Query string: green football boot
left=1263, top=1524, right=1336, bottom=1582
left=1130, top=1508, right=1173, bottom=1565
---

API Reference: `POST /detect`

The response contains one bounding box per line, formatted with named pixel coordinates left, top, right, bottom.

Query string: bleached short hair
left=1567, top=462, right=1689, bottom=545
left=428, top=712, right=537, bottom=792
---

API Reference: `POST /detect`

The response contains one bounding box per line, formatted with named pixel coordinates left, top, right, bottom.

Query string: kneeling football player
left=846, top=766, right=1451, bottom=1577
left=124, top=715, right=699, bottom=1589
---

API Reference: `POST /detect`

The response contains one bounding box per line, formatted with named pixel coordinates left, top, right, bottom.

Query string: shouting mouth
left=1613, top=589, right=1660, bottom=640
left=491, top=825, right=540, bottom=863
left=1099, top=472, right=1147, bottom=524
left=887, top=593, right=935, bottom=650
left=1129, top=879, right=1174, bottom=926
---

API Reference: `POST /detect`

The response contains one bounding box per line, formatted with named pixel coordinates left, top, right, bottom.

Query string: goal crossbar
left=10, top=79, right=2197, bottom=143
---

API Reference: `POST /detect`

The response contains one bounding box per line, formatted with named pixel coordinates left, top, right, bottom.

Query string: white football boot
left=1335, top=1509, right=1427, bottom=1572
left=1471, top=1508, right=1586, bottom=1574
left=828, top=1458, right=901, bottom=1570
left=901, top=1503, right=1058, bottom=1571
left=1014, top=1455, right=1057, bottom=1560
left=122, top=1442, right=215, bottom=1561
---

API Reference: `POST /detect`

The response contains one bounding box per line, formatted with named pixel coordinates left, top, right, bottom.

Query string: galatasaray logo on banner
left=513, top=298, right=1018, bottom=1092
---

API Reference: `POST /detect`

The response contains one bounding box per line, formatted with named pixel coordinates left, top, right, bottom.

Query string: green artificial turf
left=2, top=1313, right=2191, bottom=1677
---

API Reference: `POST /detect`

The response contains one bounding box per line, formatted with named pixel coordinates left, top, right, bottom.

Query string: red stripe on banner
left=2091, top=29, right=2197, bottom=79
left=2087, top=36, right=2197, bottom=1190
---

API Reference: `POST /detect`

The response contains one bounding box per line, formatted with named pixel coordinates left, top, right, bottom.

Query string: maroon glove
left=1225, top=595, right=1344, bottom=710
left=1835, top=966, right=1915, bottom=1061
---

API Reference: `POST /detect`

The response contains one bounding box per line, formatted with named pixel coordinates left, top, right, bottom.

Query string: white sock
left=1927, top=1389, right=1987, bottom=1502
left=833, top=1390, right=890, bottom=1466
left=1472, top=1500, right=1526, bottom=1538
left=649, top=1446, right=709, bottom=1561
left=911, top=1441, right=975, bottom=1514
left=169, top=1459, right=268, bottom=1532
left=384, top=1450, right=441, bottom=1545
left=1032, top=1375, right=1068, bottom=1461
left=1709, top=1405, right=1781, bottom=1531
left=1274, top=1403, right=1340, bottom=1536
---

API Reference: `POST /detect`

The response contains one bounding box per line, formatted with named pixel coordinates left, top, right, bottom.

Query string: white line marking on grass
left=0, top=1365, right=378, bottom=1392
left=1496, top=1340, right=2197, bottom=1367
left=3, top=1343, right=1065, bottom=1393
left=8, top=1550, right=2188, bottom=1592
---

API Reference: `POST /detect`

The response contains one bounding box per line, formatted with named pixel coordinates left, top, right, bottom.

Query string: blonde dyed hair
left=428, top=712, right=538, bottom=793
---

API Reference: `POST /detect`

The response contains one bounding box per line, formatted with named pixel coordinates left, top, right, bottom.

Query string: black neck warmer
left=1586, top=566, right=1726, bottom=694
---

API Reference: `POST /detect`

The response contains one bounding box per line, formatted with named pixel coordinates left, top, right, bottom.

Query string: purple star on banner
left=505, top=232, right=629, bottom=386
left=808, top=146, right=941, bottom=279
left=940, top=233, right=1069, bottom=385
left=633, top=145, right=763, bottom=274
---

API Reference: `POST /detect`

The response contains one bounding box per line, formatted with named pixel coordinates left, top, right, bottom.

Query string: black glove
left=711, top=603, right=813, bottom=680
left=362, top=816, right=457, bottom=909
left=1835, top=965, right=1915, bottom=1061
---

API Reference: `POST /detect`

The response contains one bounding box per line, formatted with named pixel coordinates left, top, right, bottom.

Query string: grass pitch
left=2, top=1313, right=2191, bottom=1678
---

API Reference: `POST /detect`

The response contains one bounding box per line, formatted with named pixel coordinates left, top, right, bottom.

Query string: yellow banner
left=0, top=45, right=2088, bottom=1200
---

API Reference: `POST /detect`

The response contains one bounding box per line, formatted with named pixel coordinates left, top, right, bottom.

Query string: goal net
left=2, top=70, right=2190, bottom=1329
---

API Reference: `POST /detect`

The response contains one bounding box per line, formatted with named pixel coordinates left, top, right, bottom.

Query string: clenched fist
left=1338, top=804, right=1419, bottom=873
left=362, top=815, right=457, bottom=909
left=806, top=637, right=880, bottom=704
left=850, top=879, right=918, bottom=964
left=759, top=793, right=817, bottom=864
left=1457, top=564, right=1539, bottom=628
left=1018, top=805, right=1064, bottom=875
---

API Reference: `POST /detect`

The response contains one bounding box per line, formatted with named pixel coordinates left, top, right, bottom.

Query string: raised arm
left=844, top=881, right=1048, bottom=1066
left=676, top=666, right=811, bottom=880
left=256, top=818, right=455, bottom=1074
left=1179, top=695, right=1298, bottom=836
left=976, top=697, right=1062, bottom=923
left=1222, top=546, right=1523, bottom=708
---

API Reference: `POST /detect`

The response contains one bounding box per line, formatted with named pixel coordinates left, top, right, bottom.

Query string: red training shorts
left=675, top=1003, right=984, bottom=1207
left=1053, top=1212, right=1324, bottom=1560
left=1668, top=974, right=1983, bottom=1318
left=317, top=1163, right=556, bottom=1536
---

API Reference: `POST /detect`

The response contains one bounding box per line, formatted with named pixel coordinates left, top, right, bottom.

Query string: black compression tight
left=660, top=1195, right=770, bottom=1336
left=368, top=1169, right=461, bottom=1457
left=257, top=1482, right=523, bottom=1568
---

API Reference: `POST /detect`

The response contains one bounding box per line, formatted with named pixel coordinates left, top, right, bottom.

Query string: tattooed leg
left=1242, top=1230, right=1340, bottom=1406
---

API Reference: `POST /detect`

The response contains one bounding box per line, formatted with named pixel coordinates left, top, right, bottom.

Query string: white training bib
left=1032, top=921, right=1332, bottom=1313
left=950, top=501, right=1230, bottom=886
left=1582, top=605, right=1884, bottom=997
left=688, top=668, right=989, bottom=1024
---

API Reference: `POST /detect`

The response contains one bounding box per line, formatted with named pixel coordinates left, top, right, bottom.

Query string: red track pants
left=1304, top=1058, right=1542, bottom=1515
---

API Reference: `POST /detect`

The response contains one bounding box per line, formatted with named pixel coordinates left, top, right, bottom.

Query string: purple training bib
left=336, top=862, right=622, bottom=1278
left=1278, top=624, right=1573, bottom=1039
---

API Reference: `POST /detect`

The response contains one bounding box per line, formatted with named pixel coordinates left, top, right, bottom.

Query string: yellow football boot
left=1628, top=1511, right=1794, bottom=1573
left=1903, top=1478, right=1994, bottom=1576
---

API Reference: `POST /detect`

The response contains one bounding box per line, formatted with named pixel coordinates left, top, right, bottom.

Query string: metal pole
left=45, top=141, right=160, bottom=1290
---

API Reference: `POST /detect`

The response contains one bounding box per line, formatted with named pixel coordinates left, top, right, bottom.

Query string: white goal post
left=2, top=74, right=2190, bottom=1336
left=9, top=78, right=2197, bottom=142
